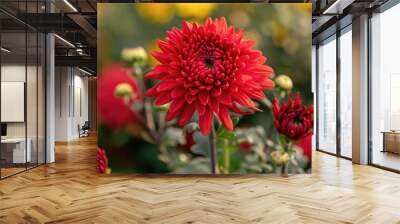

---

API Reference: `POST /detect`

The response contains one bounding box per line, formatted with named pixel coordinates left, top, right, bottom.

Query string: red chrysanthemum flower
left=272, top=92, right=313, bottom=141
left=296, top=134, right=312, bottom=161
left=97, top=147, right=108, bottom=174
left=98, top=64, right=141, bottom=129
left=145, top=17, right=274, bottom=135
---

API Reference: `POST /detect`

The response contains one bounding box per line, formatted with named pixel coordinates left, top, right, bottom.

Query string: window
left=0, top=2, right=47, bottom=179
left=317, top=35, right=337, bottom=154
left=370, top=3, right=400, bottom=171
left=339, top=27, right=352, bottom=158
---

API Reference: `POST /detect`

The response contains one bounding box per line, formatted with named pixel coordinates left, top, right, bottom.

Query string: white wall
left=1, top=63, right=46, bottom=164
left=1, top=65, right=31, bottom=138
left=1, top=65, right=26, bottom=144
left=54, top=67, right=89, bottom=141
left=55, top=67, right=69, bottom=141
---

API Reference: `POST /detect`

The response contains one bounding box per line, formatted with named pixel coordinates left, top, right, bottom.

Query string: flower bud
left=280, top=152, right=290, bottom=164
left=121, top=47, right=148, bottom=66
left=114, top=83, right=134, bottom=98
left=275, top=74, right=293, bottom=90
left=271, top=151, right=290, bottom=165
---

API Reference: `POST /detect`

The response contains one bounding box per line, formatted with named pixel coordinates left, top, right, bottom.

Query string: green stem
left=223, top=139, right=230, bottom=174
left=208, top=121, right=217, bottom=174
left=281, top=163, right=288, bottom=177
left=281, top=140, right=292, bottom=177
left=135, top=65, right=159, bottom=143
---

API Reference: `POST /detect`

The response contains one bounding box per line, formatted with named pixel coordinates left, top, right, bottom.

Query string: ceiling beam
left=55, top=55, right=96, bottom=72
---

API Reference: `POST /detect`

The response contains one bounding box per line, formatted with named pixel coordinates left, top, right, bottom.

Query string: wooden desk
left=382, top=131, right=400, bottom=154
left=1, top=138, right=31, bottom=164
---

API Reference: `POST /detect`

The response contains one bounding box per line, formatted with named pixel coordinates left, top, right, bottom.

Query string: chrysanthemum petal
left=185, top=93, right=196, bottom=104
left=178, top=105, right=195, bottom=126
left=209, top=97, right=219, bottom=113
left=145, top=70, right=163, bottom=80
left=246, top=89, right=266, bottom=100
left=218, top=94, right=232, bottom=106
left=158, top=40, right=174, bottom=53
left=218, top=106, right=233, bottom=131
left=166, top=105, right=182, bottom=121
left=171, top=86, right=186, bottom=98
left=155, top=93, right=172, bottom=106
left=145, top=85, right=159, bottom=97
left=157, top=81, right=177, bottom=92
left=198, top=91, right=209, bottom=105
left=199, top=110, right=213, bottom=135
left=152, top=51, right=170, bottom=64
left=169, top=97, right=186, bottom=113
left=196, top=100, right=206, bottom=115
left=261, top=79, right=275, bottom=88
left=233, top=92, right=256, bottom=109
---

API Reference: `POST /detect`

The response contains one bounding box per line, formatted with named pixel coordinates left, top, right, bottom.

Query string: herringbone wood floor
left=1, top=135, right=400, bottom=224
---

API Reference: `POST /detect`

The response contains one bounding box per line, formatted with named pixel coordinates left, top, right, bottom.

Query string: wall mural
left=97, top=3, right=313, bottom=175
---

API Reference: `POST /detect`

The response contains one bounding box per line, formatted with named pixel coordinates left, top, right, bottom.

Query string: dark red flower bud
left=182, top=131, right=196, bottom=152
left=239, top=141, right=252, bottom=153
left=272, top=92, right=313, bottom=141
left=97, top=148, right=108, bottom=174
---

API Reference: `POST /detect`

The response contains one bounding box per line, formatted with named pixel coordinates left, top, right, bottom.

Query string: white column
left=352, top=14, right=369, bottom=164
left=312, top=45, right=317, bottom=150
left=46, top=32, right=55, bottom=163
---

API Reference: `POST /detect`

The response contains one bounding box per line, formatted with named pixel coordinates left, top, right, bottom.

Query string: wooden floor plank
left=0, top=135, right=400, bottom=223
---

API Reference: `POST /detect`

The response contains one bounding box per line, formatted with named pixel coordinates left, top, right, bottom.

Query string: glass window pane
left=318, top=36, right=337, bottom=154
left=27, top=30, right=38, bottom=169
left=371, top=4, right=400, bottom=171
left=340, top=28, right=352, bottom=158
left=1, top=30, right=28, bottom=177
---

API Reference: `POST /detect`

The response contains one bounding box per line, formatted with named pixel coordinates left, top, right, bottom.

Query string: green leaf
left=278, top=134, right=288, bottom=147
left=190, top=132, right=209, bottom=156
left=218, top=130, right=236, bottom=141
left=161, top=127, right=184, bottom=148
left=260, top=98, right=272, bottom=108
left=232, top=116, right=240, bottom=126
left=183, top=122, right=199, bottom=133
left=216, top=123, right=236, bottom=141
left=154, top=106, right=168, bottom=112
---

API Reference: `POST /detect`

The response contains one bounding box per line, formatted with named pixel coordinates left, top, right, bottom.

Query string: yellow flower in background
left=275, top=74, right=293, bottom=91
left=269, top=21, right=299, bottom=54
left=147, top=40, right=160, bottom=66
left=175, top=3, right=216, bottom=19
left=270, top=21, right=290, bottom=49
left=136, top=4, right=174, bottom=24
